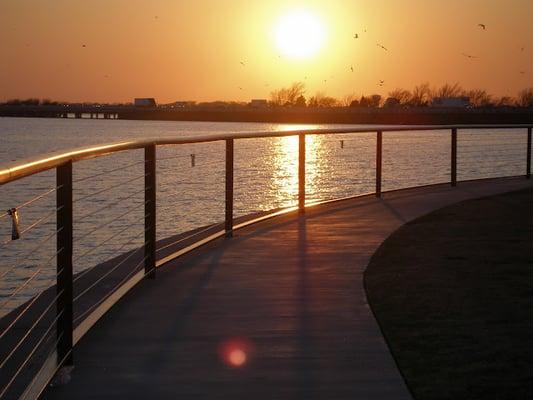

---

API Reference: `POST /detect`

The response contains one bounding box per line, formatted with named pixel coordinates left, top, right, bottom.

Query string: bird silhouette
left=478, top=23, right=486, bottom=30
left=240, top=61, right=245, bottom=66
left=461, top=52, right=478, bottom=59
left=353, top=34, right=358, bottom=39
left=377, top=43, right=388, bottom=51
left=82, top=44, right=86, bottom=48
left=350, top=66, right=354, bottom=72
left=378, top=80, right=385, bottom=86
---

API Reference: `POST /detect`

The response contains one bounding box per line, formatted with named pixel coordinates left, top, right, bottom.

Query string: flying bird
left=461, top=52, right=478, bottom=59
left=239, top=61, right=246, bottom=66
left=519, top=71, right=526, bottom=75
left=378, top=80, right=385, bottom=86
left=377, top=43, right=388, bottom=51
left=350, top=66, right=354, bottom=72
left=478, top=23, right=486, bottom=30
left=521, top=47, right=525, bottom=52
left=353, top=34, right=358, bottom=39
left=82, top=44, right=86, bottom=48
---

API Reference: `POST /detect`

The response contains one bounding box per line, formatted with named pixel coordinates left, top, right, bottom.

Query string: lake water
left=0, top=117, right=529, bottom=314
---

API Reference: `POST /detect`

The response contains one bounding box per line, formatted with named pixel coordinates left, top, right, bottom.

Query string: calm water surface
left=0, top=117, right=528, bottom=314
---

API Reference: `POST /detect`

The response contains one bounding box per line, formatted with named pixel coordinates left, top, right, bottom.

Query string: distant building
left=431, top=96, right=470, bottom=108
left=134, top=98, right=157, bottom=107
left=250, top=99, right=268, bottom=108
left=383, top=97, right=401, bottom=108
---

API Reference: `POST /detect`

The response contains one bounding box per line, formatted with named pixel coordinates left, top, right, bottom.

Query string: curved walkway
left=44, top=177, right=533, bottom=399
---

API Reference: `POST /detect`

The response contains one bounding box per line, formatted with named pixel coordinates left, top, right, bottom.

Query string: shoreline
left=1, top=105, right=533, bottom=125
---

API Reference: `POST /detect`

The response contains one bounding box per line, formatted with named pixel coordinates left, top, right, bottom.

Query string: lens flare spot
left=218, top=338, right=253, bottom=368
left=228, top=348, right=247, bottom=367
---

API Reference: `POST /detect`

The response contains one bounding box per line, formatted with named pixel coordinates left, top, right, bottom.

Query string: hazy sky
left=1, top=0, right=532, bottom=103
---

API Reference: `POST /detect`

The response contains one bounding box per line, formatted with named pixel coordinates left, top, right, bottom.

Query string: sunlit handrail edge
left=1, top=124, right=531, bottom=185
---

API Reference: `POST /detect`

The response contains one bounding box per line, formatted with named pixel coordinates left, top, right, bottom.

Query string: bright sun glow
left=274, top=10, right=326, bottom=60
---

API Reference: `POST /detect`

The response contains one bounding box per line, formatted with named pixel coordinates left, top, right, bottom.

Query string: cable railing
left=0, top=124, right=531, bottom=399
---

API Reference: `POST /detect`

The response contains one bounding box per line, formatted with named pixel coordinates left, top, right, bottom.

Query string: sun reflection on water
left=270, top=133, right=325, bottom=208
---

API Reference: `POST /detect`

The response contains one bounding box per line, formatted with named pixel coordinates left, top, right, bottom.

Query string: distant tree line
left=269, top=82, right=533, bottom=108
left=2, top=84, right=532, bottom=109
left=1, top=98, right=67, bottom=106
left=0, top=99, right=131, bottom=106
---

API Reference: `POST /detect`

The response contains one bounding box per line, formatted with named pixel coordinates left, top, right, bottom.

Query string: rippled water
left=0, top=117, right=529, bottom=314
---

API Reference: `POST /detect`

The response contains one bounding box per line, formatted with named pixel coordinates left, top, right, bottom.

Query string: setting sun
left=273, top=10, right=326, bottom=60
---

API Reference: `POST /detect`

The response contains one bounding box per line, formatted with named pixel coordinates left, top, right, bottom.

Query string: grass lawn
left=364, top=187, right=533, bottom=400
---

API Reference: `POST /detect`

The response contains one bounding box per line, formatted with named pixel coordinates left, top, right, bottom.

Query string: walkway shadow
left=296, top=216, right=314, bottom=399
left=139, top=245, right=226, bottom=374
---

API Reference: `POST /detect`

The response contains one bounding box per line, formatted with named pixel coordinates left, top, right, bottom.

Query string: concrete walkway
left=44, top=178, right=533, bottom=399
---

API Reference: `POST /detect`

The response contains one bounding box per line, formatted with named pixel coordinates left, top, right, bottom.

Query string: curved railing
left=0, top=124, right=531, bottom=399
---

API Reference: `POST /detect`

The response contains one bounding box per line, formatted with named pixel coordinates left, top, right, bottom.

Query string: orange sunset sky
left=1, top=0, right=532, bottom=103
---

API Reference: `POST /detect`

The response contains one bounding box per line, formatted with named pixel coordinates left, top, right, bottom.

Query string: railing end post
left=145, top=145, right=156, bottom=279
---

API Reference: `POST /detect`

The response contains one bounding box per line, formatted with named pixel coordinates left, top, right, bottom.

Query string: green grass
left=364, top=187, right=533, bottom=400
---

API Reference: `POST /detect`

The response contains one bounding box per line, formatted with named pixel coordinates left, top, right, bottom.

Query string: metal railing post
left=527, top=127, right=531, bottom=179
left=451, top=128, right=457, bottom=186
left=145, top=145, right=156, bottom=278
left=57, top=161, right=73, bottom=366
left=225, top=139, right=234, bottom=237
left=298, top=133, right=306, bottom=212
left=376, top=131, right=382, bottom=197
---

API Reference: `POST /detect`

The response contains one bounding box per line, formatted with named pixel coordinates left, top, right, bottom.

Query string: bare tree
left=464, top=89, right=493, bottom=107
left=496, top=96, right=515, bottom=107
left=388, top=88, right=411, bottom=105
left=517, top=88, right=533, bottom=107
left=370, top=94, right=382, bottom=107
left=270, top=82, right=306, bottom=106
left=295, top=95, right=307, bottom=107
left=341, top=93, right=358, bottom=107
left=435, top=82, right=463, bottom=98
left=308, top=92, right=339, bottom=107
left=359, top=96, right=371, bottom=107
left=409, top=83, right=433, bottom=106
